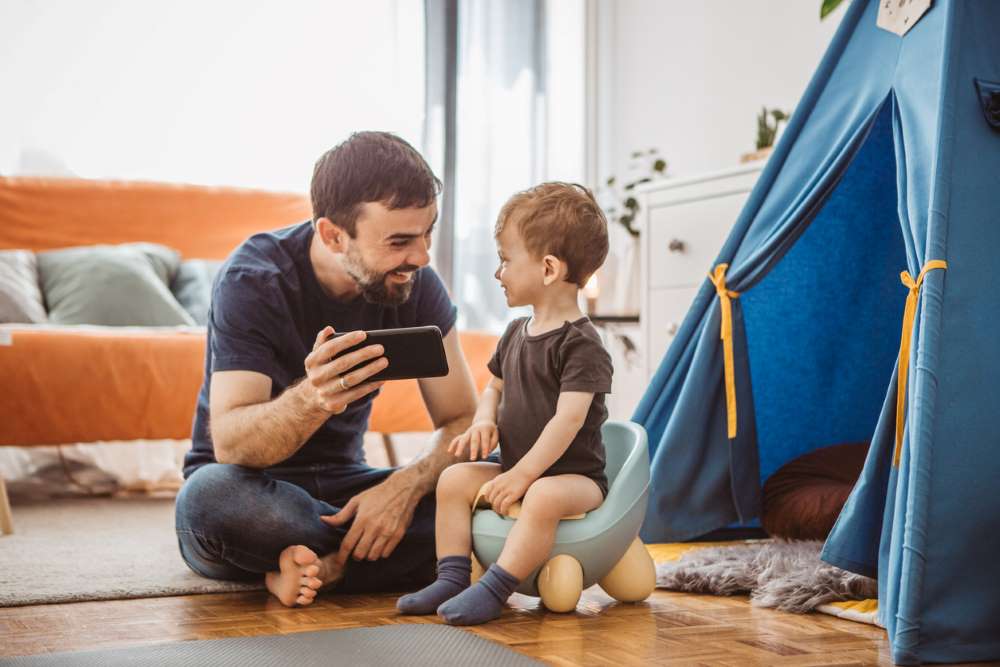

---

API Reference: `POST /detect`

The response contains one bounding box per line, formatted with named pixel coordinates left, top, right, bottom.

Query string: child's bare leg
left=496, top=475, right=603, bottom=579
left=397, top=462, right=500, bottom=615
left=435, top=462, right=501, bottom=558
left=439, top=474, right=603, bottom=625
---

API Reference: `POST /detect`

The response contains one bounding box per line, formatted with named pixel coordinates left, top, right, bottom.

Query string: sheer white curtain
left=450, top=0, right=545, bottom=332
left=0, top=0, right=426, bottom=191
left=444, top=0, right=586, bottom=332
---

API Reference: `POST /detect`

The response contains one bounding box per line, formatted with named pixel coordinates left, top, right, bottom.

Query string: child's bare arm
left=474, top=376, right=503, bottom=424
left=448, top=376, right=503, bottom=460
left=512, top=391, right=593, bottom=478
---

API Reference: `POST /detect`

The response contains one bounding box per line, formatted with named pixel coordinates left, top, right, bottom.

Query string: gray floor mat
left=0, top=624, right=542, bottom=667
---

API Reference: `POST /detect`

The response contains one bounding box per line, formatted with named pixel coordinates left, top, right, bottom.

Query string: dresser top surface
left=634, top=162, right=766, bottom=197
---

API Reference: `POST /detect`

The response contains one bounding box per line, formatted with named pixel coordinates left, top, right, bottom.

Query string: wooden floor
left=5, top=450, right=995, bottom=665
left=6, top=575, right=986, bottom=666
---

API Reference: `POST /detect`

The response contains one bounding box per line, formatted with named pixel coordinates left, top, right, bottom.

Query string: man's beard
left=342, top=248, right=417, bottom=306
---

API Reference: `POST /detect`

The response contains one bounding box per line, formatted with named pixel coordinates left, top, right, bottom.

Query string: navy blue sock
left=396, top=555, right=471, bottom=615
left=437, top=563, right=520, bottom=625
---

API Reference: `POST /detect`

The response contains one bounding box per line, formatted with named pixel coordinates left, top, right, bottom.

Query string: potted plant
left=821, top=0, right=845, bottom=19
left=598, top=149, right=669, bottom=315
left=741, top=107, right=790, bottom=163
left=603, top=148, right=668, bottom=239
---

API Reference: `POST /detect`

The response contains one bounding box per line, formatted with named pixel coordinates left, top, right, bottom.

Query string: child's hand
left=481, top=469, right=532, bottom=516
left=448, top=421, right=499, bottom=461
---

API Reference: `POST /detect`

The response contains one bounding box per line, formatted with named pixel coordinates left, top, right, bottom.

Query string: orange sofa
left=0, top=177, right=496, bottom=531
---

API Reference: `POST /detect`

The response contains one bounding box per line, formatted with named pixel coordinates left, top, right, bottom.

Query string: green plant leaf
left=624, top=197, right=638, bottom=210
left=630, top=150, right=642, bottom=158
left=606, top=176, right=616, bottom=186
left=653, top=159, right=667, bottom=173
left=820, top=0, right=844, bottom=19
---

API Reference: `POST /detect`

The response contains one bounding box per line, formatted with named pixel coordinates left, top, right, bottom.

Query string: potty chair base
left=468, top=421, right=656, bottom=613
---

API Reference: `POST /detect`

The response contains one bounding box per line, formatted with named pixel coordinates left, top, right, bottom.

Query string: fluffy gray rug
left=656, top=540, right=876, bottom=612
left=0, top=496, right=262, bottom=607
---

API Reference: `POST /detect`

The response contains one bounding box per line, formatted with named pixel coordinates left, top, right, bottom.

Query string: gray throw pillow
left=0, top=250, right=48, bottom=323
left=37, top=243, right=195, bottom=326
left=170, top=259, right=223, bottom=326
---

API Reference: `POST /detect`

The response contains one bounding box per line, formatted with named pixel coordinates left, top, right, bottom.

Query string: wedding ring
left=340, top=377, right=350, bottom=391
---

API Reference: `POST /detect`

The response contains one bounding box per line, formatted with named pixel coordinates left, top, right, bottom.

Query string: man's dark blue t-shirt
left=182, top=221, right=457, bottom=478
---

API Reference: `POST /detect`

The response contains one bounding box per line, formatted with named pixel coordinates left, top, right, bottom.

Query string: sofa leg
left=382, top=433, right=399, bottom=468
left=0, top=474, right=13, bottom=536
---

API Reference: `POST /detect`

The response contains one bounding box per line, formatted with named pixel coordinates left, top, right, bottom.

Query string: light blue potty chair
left=470, top=420, right=657, bottom=612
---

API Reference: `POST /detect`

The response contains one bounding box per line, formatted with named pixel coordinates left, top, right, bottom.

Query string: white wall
left=545, top=0, right=587, bottom=183
left=598, top=0, right=846, bottom=183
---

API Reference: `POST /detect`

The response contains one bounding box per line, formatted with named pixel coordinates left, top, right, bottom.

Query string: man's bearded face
left=341, top=243, right=418, bottom=306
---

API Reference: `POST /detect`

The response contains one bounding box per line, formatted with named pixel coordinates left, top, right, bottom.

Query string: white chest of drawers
left=638, top=163, right=764, bottom=380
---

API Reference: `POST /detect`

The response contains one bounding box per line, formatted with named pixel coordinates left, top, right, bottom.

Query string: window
left=0, top=1, right=426, bottom=192
left=434, top=0, right=586, bottom=331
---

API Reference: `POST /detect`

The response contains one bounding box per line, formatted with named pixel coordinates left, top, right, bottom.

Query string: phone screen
left=331, top=325, right=449, bottom=382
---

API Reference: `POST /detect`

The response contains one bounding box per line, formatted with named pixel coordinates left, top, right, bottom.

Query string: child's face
left=494, top=223, right=542, bottom=307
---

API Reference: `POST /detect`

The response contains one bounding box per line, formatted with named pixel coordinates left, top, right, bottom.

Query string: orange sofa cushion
left=1, top=328, right=497, bottom=446
left=0, top=328, right=206, bottom=445
left=0, top=177, right=311, bottom=259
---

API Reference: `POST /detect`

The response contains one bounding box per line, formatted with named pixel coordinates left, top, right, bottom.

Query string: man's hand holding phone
left=301, top=326, right=387, bottom=415
left=308, top=323, right=452, bottom=563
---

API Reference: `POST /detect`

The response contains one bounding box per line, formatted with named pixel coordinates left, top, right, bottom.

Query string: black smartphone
left=331, top=325, right=449, bottom=382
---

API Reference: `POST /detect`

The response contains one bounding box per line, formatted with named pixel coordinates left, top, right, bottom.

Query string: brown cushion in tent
left=761, top=442, right=870, bottom=541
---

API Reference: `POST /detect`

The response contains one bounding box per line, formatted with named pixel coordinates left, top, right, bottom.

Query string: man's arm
left=405, top=328, right=481, bottom=491
left=210, top=328, right=388, bottom=468
left=323, top=327, right=478, bottom=561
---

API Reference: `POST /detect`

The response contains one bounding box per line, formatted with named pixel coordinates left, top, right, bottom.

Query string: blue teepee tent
left=633, top=0, right=1000, bottom=663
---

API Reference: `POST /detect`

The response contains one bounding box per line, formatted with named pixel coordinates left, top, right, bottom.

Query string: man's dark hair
left=311, top=131, right=442, bottom=237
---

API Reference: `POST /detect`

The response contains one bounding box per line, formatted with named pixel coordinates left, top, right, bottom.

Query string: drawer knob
left=668, top=238, right=686, bottom=253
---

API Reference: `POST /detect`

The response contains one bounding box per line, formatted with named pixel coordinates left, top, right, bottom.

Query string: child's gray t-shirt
left=487, top=316, right=613, bottom=496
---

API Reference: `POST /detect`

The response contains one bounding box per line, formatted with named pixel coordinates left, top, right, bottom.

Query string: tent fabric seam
left=891, top=0, right=960, bottom=659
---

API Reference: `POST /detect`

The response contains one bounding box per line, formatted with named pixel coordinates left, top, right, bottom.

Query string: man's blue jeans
left=174, top=462, right=437, bottom=593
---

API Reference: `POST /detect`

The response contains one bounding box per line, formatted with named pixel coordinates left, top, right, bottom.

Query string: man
left=175, top=132, right=478, bottom=607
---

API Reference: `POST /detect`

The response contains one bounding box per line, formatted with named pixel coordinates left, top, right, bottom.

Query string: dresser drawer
left=644, top=285, right=699, bottom=378
left=646, top=191, right=748, bottom=288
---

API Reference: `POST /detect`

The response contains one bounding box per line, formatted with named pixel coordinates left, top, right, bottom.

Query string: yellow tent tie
left=894, top=259, right=947, bottom=466
left=709, top=264, right=741, bottom=439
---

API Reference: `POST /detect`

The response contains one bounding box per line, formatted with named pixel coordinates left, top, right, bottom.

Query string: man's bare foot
left=265, top=545, right=329, bottom=607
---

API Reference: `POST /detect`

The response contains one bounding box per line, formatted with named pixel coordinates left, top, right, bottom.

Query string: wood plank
left=4, top=536, right=994, bottom=667
left=0, top=585, right=913, bottom=666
